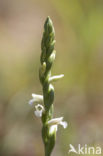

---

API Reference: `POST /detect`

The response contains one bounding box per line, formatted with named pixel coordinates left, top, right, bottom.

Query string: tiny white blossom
left=29, top=94, right=43, bottom=105
left=49, top=74, right=64, bottom=83
left=48, top=117, right=68, bottom=134
left=34, top=104, right=44, bottom=117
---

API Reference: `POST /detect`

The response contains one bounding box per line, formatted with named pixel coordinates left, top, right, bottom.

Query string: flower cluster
left=29, top=94, right=68, bottom=133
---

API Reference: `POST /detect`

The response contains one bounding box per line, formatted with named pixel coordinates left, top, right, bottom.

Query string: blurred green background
left=0, top=0, right=103, bottom=155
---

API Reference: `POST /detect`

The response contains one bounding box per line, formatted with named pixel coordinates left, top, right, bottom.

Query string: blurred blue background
left=0, top=0, right=103, bottom=155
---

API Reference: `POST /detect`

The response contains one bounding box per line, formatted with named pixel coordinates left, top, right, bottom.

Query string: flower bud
left=39, top=62, right=46, bottom=76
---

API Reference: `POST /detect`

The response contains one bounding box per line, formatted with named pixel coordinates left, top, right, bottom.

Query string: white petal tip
left=28, top=99, right=34, bottom=105
left=61, top=74, right=64, bottom=77
left=61, top=121, right=68, bottom=129
left=32, top=93, right=35, bottom=97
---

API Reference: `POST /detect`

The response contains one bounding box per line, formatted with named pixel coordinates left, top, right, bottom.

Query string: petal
left=32, top=94, right=43, bottom=100
left=49, top=74, right=64, bottom=83
left=49, top=125, right=57, bottom=134
left=48, top=117, right=63, bottom=125
left=29, top=99, right=35, bottom=105
left=29, top=94, right=43, bottom=105
left=35, top=104, right=44, bottom=110
left=34, top=110, right=42, bottom=117
left=60, top=121, right=68, bottom=129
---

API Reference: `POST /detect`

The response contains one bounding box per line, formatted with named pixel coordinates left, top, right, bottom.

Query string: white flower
left=49, top=74, right=64, bottom=83
left=34, top=104, right=44, bottom=117
left=48, top=117, right=68, bottom=134
left=29, top=93, right=43, bottom=105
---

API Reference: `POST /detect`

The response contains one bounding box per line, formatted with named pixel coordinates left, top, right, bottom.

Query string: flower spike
left=29, top=17, right=68, bottom=156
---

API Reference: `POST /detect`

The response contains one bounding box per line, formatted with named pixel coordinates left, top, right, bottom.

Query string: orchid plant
left=29, top=17, right=68, bottom=156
